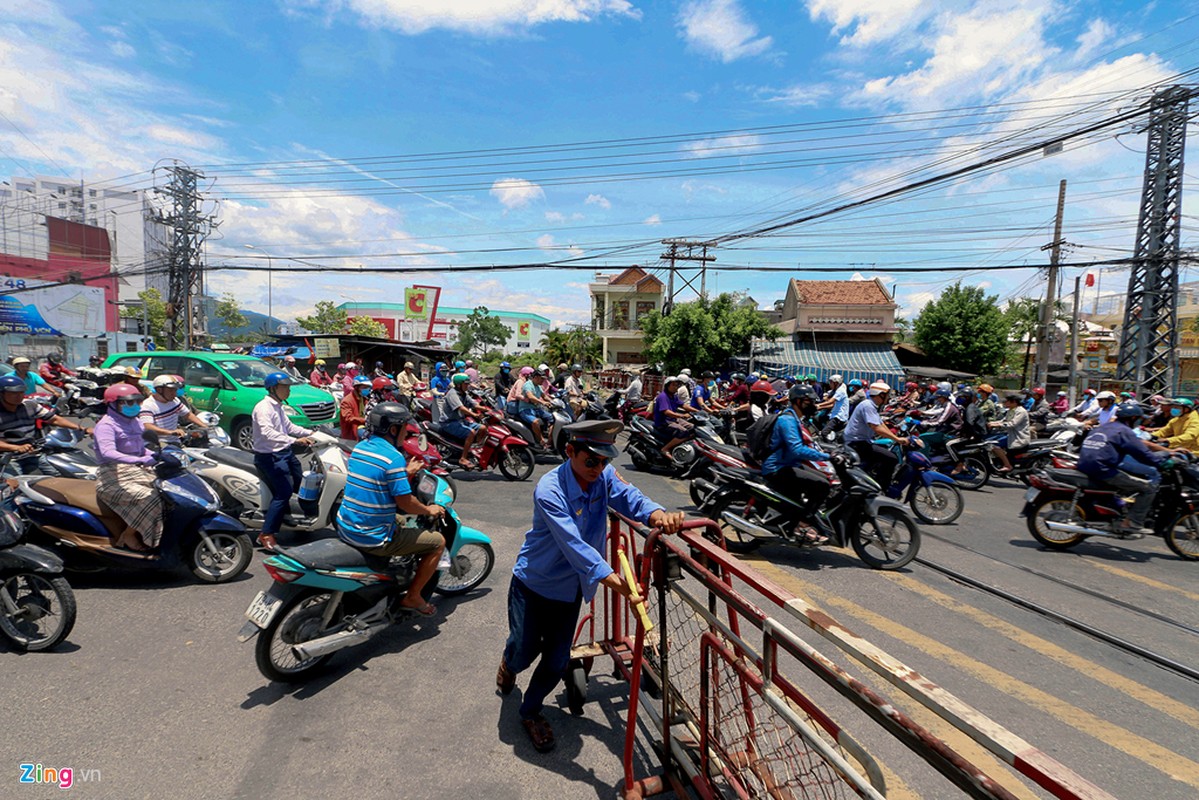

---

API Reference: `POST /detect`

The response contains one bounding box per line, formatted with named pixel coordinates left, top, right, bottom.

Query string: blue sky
left=2, top=0, right=1196, bottom=327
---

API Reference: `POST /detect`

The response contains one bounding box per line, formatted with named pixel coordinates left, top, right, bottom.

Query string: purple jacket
left=94, top=409, right=153, bottom=466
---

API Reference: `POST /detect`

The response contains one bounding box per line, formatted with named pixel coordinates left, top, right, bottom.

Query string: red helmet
left=750, top=379, right=776, bottom=396
left=905, top=381, right=918, bottom=391
left=1032, top=387, right=1046, bottom=398
left=927, top=383, right=938, bottom=391
left=103, top=383, right=143, bottom=404
left=372, top=377, right=396, bottom=391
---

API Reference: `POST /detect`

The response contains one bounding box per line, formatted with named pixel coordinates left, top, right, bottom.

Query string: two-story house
left=745, top=278, right=905, bottom=384
left=589, top=266, right=664, bottom=367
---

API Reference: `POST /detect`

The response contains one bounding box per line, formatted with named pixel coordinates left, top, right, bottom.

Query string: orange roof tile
left=790, top=279, right=893, bottom=306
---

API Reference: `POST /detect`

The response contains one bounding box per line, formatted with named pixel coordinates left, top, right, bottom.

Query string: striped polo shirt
left=336, top=435, right=411, bottom=548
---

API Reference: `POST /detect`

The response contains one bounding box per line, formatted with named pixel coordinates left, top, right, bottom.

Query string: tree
left=214, top=292, right=247, bottom=331
left=539, top=326, right=601, bottom=368
left=893, top=316, right=910, bottom=344
left=456, top=306, right=513, bottom=356
left=539, top=329, right=570, bottom=366
left=913, top=283, right=1009, bottom=374
left=1004, top=298, right=1041, bottom=383
left=347, top=315, right=388, bottom=339
left=640, top=293, right=781, bottom=374
left=119, top=288, right=167, bottom=348
left=296, top=301, right=348, bottom=334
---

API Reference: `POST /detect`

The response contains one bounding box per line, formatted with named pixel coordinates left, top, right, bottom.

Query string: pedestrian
left=497, top=420, right=684, bottom=753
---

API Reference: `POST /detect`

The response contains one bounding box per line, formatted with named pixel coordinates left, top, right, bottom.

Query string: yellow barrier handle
left=618, top=550, right=653, bottom=633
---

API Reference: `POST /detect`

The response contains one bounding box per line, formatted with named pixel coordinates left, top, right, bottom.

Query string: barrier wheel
left=565, top=659, right=588, bottom=715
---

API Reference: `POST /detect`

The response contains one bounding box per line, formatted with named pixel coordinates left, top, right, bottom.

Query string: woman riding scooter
left=93, top=383, right=163, bottom=552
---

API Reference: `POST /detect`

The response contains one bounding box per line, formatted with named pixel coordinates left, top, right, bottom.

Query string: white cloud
left=806, top=0, right=933, bottom=47
left=287, top=0, right=640, bottom=36
left=1075, top=18, right=1114, bottom=61
left=584, top=193, right=611, bottom=209
left=682, top=90, right=701, bottom=102
left=756, top=83, right=831, bottom=107
left=643, top=214, right=661, bottom=225
left=489, top=177, right=545, bottom=209
left=109, top=40, right=137, bottom=58
left=449, top=277, right=590, bottom=327
left=677, top=0, right=772, bottom=63
left=536, top=233, right=556, bottom=250
left=544, top=210, right=566, bottom=223
left=682, top=133, right=763, bottom=159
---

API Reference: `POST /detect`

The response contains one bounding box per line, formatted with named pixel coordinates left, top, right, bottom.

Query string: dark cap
left=566, top=419, right=624, bottom=459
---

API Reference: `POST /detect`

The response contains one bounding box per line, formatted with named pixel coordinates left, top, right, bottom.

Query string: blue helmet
left=433, top=361, right=446, bottom=374
left=454, top=360, right=466, bottom=370
left=0, top=375, right=25, bottom=393
left=264, top=372, right=299, bottom=390
left=352, top=375, right=372, bottom=385
left=848, top=378, right=863, bottom=388
left=500, top=361, right=510, bottom=369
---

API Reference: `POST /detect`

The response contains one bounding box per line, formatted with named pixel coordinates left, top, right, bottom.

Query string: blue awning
left=250, top=345, right=312, bottom=361
left=735, top=339, right=904, bottom=385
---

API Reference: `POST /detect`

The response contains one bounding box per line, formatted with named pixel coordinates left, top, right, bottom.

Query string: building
left=589, top=266, right=664, bottom=367
left=337, top=301, right=551, bottom=354
left=742, top=278, right=904, bottom=384
left=0, top=175, right=169, bottom=301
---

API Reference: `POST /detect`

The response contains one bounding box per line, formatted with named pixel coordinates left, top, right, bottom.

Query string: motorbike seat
left=282, top=537, right=391, bottom=571
left=32, top=477, right=125, bottom=534
left=1043, top=467, right=1096, bottom=488
left=707, top=441, right=746, bottom=460
left=629, top=416, right=653, bottom=435
left=206, top=446, right=260, bottom=474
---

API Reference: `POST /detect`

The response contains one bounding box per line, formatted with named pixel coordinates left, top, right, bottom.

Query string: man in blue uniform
left=1076, top=401, right=1166, bottom=537
left=498, top=419, right=684, bottom=753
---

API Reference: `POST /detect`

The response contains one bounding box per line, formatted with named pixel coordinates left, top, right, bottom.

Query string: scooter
left=188, top=429, right=347, bottom=533
left=422, top=410, right=536, bottom=482
left=1023, top=455, right=1199, bottom=560
left=0, top=459, right=76, bottom=651
left=14, top=434, right=253, bottom=583
left=624, top=414, right=698, bottom=474
left=880, top=436, right=964, bottom=525
left=238, top=470, right=494, bottom=682
left=697, top=450, right=921, bottom=569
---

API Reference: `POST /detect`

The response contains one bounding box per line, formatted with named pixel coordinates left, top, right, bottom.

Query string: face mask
left=1171, top=407, right=1183, bottom=418
left=119, top=404, right=140, bottom=418
left=359, top=386, right=371, bottom=397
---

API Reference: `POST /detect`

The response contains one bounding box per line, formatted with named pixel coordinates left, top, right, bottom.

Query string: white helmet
left=680, top=368, right=692, bottom=376
left=829, top=374, right=843, bottom=384
left=1096, top=390, right=1117, bottom=401
left=867, top=381, right=892, bottom=397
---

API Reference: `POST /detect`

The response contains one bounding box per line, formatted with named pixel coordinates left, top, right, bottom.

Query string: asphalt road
left=3, top=444, right=1197, bottom=799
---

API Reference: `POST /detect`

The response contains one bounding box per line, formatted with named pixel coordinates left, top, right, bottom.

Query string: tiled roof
left=790, top=279, right=893, bottom=306
left=611, top=266, right=649, bottom=285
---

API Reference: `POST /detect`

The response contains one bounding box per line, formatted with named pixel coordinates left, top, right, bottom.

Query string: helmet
left=830, top=374, right=843, bottom=384
left=454, top=360, right=466, bottom=369
left=152, top=374, right=183, bottom=389
left=558, top=363, right=569, bottom=371
left=978, top=383, right=993, bottom=394
left=1084, top=388, right=1096, bottom=396
left=750, top=379, right=775, bottom=396
left=11, top=356, right=30, bottom=366
left=500, top=361, right=510, bottom=369
left=934, top=389, right=950, bottom=398
left=372, top=377, right=396, bottom=391
left=731, top=372, right=745, bottom=382
left=1119, top=391, right=1131, bottom=399
left=571, top=363, right=582, bottom=372
left=905, top=381, right=917, bottom=391
left=1058, top=391, right=1068, bottom=397
left=103, top=383, right=143, bottom=404
left=539, top=363, right=550, bottom=373
left=285, top=355, right=296, bottom=363
left=1033, top=387, right=1046, bottom=398
left=806, top=374, right=817, bottom=381
left=1172, top=397, right=1196, bottom=408
left=520, top=366, right=534, bottom=377
left=366, top=402, right=412, bottom=437
left=315, top=359, right=326, bottom=366
left=404, top=361, right=414, bottom=369
left=264, top=372, right=300, bottom=390
left=47, top=353, right=63, bottom=365
left=452, top=373, right=470, bottom=385
left=956, top=391, right=975, bottom=403
left=747, top=373, right=760, bottom=382
left=375, top=361, right=384, bottom=368
left=868, top=381, right=892, bottom=397
left=352, top=375, right=372, bottom=386
left=434, top=361, right=446, bottom=373
left=927, top=383, right=938, bottom=391
left=1114, top=401, right=1143, bottom=421
left=465, top=360, right=474, bottom=367
left=535, top=366, right=549, bottom=377
left=0, top=375, right=25, bottom=393
left=1096, top=390, right=1117, bottom=401
left=848, top=378, right=863, bottom=388
left=119, top=366, right=141, bottom=379
left=702, top=370, right=714, bottom=379
left=788, top=385, right=815, bottom=402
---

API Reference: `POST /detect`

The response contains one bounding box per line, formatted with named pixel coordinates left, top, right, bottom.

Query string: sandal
left=497, top=658, right=515, bottom=695
left=522, top=715, right=555, bottom=753
left=256, top=534, right=279, bottom=552
left=400, top=601, right=437, bottom=618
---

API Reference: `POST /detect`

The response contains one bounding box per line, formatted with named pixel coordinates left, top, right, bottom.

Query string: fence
left=581, top=514, right=1116, bottom=800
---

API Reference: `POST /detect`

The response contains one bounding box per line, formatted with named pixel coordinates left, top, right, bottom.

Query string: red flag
left=1085, top=273, right=1095, bottom=287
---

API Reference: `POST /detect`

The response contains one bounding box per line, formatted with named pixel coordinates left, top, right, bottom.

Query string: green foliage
left=641, top=293, right=781, bottom=374
left=913, top=283, right=1010, bottom=374
left=539, top=327, right=602, bottom=368
left=893, top=316, right=910, bottom=344
left=296, top=301, right=348, bottom=334
left=347, top=315, right=388, bottom=338
left=456, top=306, right=513, bottom=356
left=119, top=288, right=167, bottom=347
left=214, top=292, right=247, bottom=330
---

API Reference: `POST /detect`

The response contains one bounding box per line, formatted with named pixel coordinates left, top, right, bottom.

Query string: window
left=216, top=358, right=277, bottom=387
left=181, top=357, right=222, bottom=387
left=636, top=301, right=655, bottom=321
left=145, top=357, right=183, bottom=378
left=109, top=356, right=147, bottom=372
left=88, top=189, right=96, bottom=197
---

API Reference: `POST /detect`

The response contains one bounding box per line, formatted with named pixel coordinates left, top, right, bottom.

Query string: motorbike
left=422, top=409, right=536, bottom=481
left=188, top=428, right=347, bottom=534
left=624, top=414, right=696, bottom=474
left=14, top=433, right=253, bottom=582
left=697, top=450, right=921, bottom=569
left=548, top=391, right=612, bottom=457
left=238, top=470, right=494, bottom=682
left=1023, top=456, right=1199, bottom=560
left=880, top=436, right=964, bottom=525
left=0, top=458, right=77, bottom=651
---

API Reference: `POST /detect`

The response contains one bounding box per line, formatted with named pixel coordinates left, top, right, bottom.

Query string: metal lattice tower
left=1116, top=86, right=1193, bottom=396
left=152, top=165, right=216, bottom=349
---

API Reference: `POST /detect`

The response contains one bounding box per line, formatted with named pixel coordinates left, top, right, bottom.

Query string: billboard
left=0, top=279, right=106, bottom=336
left=517, top=321, right=531, bottom=340
left=405, top=288, right=430, bottom=321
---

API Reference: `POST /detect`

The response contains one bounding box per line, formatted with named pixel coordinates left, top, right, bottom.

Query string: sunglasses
left=582, top=454, right=609, bottom=469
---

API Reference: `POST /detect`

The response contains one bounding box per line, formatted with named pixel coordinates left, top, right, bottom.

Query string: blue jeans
left=254, top=448, right=302, bottom=535
left=502, top=575, right=582, bottom=720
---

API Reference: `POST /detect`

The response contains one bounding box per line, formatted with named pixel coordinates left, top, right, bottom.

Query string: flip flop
left=400, top=602, right=437, bottom=617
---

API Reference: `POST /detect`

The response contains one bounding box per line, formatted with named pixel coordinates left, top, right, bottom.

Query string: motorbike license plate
left=243, top=590, right=281, bottom=629
left=1023, top=487, right=1039, bottom=504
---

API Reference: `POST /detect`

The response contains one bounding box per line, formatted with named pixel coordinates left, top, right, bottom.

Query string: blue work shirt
left=691, top=384, right=710, bottom=405
left=336, top=435, right=412, bottom=548
left=513, top=461, right=663, bottom=603
left=762, top=409, right=827, bottom=475
left=845, top=397, right=882, bottom=443
left=1077, top=421, right=1165, bottom=480
left=429, top=374, right=450, bottom=395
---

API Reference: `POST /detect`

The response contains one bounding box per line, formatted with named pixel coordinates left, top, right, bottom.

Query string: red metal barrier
left=570, top=513, right=1118, bottom=800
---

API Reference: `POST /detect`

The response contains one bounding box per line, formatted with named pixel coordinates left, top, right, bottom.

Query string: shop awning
left=735, top=339, right=905, bottom=385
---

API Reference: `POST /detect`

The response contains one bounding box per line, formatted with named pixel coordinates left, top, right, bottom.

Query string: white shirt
left=626, top=378, right=642, bottom=404
left=251, top=396, right=313, bottom=454
left=830, top=383, right=849, bottom=422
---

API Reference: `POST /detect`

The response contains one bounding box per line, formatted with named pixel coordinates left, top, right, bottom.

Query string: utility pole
left=1117, top=85, right=1193, bottom=397
left=660, top=239, right=716, bottom=315
left=1034, top=179, right=1067, bottom=388
left=1068, top=274, right=1081, bottom=406
left=151, top=164, right=217, bottom=350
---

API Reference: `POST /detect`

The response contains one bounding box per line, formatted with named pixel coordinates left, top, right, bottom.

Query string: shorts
left=366, top=522, right=444, bottom=557
left=654, top=421, right=691, bottom=441
left=441, top=419, right=480, bottom=441
left=518, top=407, right=553, bottom=427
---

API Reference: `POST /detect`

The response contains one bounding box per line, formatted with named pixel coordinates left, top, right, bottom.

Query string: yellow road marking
left=796, top=581, right=1199, bottom=790
left=749, top=560, right=1040, bottom=800
left=883, top=570, right=1199, bottom=729
left=1081, top=559, right=1199, bottom=603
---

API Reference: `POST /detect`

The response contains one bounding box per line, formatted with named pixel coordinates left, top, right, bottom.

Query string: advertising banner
left=517, top=321, right=531, bottom=340
left=0, top=279, right=105, bottom=336
left=412, top=284, right=441, bottom=340
left=404, top=288, right=430, bottom=321
left=313, top=337, right=341, bottom=359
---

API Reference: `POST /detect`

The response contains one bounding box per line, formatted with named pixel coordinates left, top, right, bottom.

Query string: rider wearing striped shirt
left=139, top=375, right=206, bottom=445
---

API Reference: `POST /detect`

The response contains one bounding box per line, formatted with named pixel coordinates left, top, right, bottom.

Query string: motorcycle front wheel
left=187, top=531, right=254, bottom=583
left=435, top=543, right=495, bottom=595
left=1165, top=512, right=1199, bottom=560
left=255, top=591, right=337, bottom=683
left=910, top=483, right=964, bottom=525
left=498, top=446, right=535, bottom=481
left=0, top=573, right=76, bottom=652
left=852, top=508, right=920, bottom=569
left=1026, top=497, right=1087, bottom=549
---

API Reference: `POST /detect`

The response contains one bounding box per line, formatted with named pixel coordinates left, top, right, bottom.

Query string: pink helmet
left=103, top=383, right=143, bottom=404
left=519, top=366, right=534, bottom=377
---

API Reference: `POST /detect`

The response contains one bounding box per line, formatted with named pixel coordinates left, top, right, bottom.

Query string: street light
left=244, top=244, right=272, bottom=332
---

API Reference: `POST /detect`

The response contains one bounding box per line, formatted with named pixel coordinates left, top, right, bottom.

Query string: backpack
left=745, top=410, right=781, bottom=466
